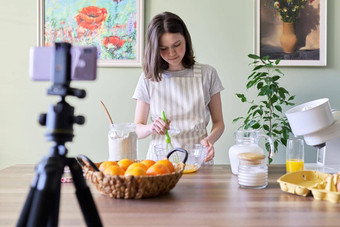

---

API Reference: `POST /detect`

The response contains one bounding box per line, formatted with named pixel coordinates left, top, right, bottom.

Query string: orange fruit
left=140, top=159, right=156, bottom=169
left=118, top=159, right=134, bottom=171
left=146, top=163, right=171, bottom=176
left=125, top=165, right=147, bottom=176
left=156, top=159, right=175, bottom=173
left=99, top=161, right=118, bottom=172
left=103, top=165, right=125, bottom=176
left=126, top=163, right=148, bottom=171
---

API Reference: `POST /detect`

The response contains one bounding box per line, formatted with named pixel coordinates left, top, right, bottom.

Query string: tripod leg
left=16, top=174, right=39, bottom=227
left=68, top=158, right=103, bottom=227
left=47, top=172, right=62, bottom=227
left=24, top=155, right=64, bottom=227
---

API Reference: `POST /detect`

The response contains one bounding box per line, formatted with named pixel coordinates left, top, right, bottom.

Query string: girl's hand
left=151, top=117, right=170, bottom=135
left=201, top=138, right=214, bottom=162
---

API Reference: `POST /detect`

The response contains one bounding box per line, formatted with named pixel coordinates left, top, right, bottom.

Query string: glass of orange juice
left=286, top=139, right=304, bottom=173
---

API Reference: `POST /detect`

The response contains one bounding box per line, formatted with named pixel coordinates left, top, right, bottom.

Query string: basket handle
left=167, top=148, right=188, bottom=164
left=76, top=154, right=99, bottom=172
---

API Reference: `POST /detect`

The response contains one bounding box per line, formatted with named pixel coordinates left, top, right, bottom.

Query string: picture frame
left=38, top=0, right=144, bottom=67
left=254, top=0, right=327, bottom=66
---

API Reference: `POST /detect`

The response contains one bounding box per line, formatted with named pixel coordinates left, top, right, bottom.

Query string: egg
left=335, top=174, right=340, bottom=192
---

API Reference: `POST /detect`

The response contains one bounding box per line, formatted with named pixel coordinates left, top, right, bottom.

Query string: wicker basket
left=77, top=154, right=186, bottom=199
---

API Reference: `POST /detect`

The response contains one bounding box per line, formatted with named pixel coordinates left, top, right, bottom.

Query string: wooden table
left=1, top=164, right=340, bottom=227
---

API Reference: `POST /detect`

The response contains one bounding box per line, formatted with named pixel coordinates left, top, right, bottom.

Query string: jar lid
left=238, top=152, right=265, bottom=164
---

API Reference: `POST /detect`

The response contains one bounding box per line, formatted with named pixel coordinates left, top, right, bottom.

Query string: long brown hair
left=143, top=12, right=195, bottom=82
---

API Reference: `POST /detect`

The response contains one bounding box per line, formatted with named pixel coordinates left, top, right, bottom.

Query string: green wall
left=1, top=0, right=339, bottom=169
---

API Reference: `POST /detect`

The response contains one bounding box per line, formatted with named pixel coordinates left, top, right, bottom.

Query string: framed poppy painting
left=254, top=0, right=327, bottom=66
left=38, top=0, right=144, bottom=67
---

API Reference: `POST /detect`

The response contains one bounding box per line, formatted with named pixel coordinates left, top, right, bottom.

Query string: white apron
left=147, top=64, right=208, bottom=161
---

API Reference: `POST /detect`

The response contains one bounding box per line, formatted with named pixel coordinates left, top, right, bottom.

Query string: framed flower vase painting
left=255, top=0, right=327, bottom=66
left=38, top=0, right=144, bottom=67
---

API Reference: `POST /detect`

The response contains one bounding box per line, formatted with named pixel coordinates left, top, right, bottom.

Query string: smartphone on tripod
left=29, top=45, right=97, bottom=81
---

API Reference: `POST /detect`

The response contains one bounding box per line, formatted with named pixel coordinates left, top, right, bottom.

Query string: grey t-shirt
left=132, top=64, right=224, bottom=123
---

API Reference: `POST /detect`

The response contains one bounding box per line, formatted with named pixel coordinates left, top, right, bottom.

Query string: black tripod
left=17, top=43, right=102, bottom=227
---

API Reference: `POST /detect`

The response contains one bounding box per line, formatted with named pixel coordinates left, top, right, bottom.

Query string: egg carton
left=277, top=170, right=340, bottom=203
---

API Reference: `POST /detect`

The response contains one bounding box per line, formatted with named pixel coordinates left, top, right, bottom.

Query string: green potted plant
left=233, top=54, right=296, bottom=163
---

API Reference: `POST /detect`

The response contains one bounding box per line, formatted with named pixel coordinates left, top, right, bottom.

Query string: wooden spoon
left=100, top=101, right=113, bottom=125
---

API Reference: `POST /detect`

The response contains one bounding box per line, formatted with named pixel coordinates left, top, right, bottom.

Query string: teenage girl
left=133, top=11, right=224, bottom=163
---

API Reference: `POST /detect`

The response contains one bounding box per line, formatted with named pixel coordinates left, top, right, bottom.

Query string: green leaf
left=248, top=71, right=256, bottom=79
left=252, top=109, right=263, bottom=117
left=275, top=68, right=283, bottom=75
left=271, top=95, right=278, bottom=104
left=254, top=72, right=267, bottom=79
left=272, top=76, right=280, bottom=82
left=259, top=108, right=263, bottom=115
left=251, top=123, right=260, bottom=129
left=280, top=138, right=287, bottom=146
left=248, top=54, right=260, bottom=59
left=248, top=120, right=257, bottom=127
left=236, top=94, right=247, bottom=102
left=275, top=58, right=281, bottom=65
left=263, top=124, right=270, bottom=131
left=288, top=95, right=296, bottom=101
left=274, top=141, right=279, bottom=151
left=244, top=124, right=250, bottom=130
left=278, top=88, right=286, bottom=99
left=265, top=142, right=272, bottom=152
left=236, top=93, right=245, bottom=98
left=253, top=65, right=264, bottom=71
left=232, top=117, right=243, bottom=123
left=275, top=105, right=282, bottom=112
left=244, top=115, right=251, bottom=124
left=279, top=87, right=288, bottom=95
left=262, top=56, right=270, bottom=61
left=272, top=112, right=280, bottom=118
left=259, top=85, right=269, bottom=96
left=246, top=80, right=256, bottom=89
left=273, top=129, right=281, bottom=134
left=257, top=82, right=263, bottom=89
left=268, top=157, right=273, bottom=164
left=247, top=105, right=258, bottom=113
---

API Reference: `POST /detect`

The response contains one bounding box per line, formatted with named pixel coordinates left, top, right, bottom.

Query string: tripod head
left=38, top=42, right=86, bottom=149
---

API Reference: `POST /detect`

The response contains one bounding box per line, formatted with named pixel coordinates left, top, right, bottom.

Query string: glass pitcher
left=228, top=130, right=274, bottom=175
